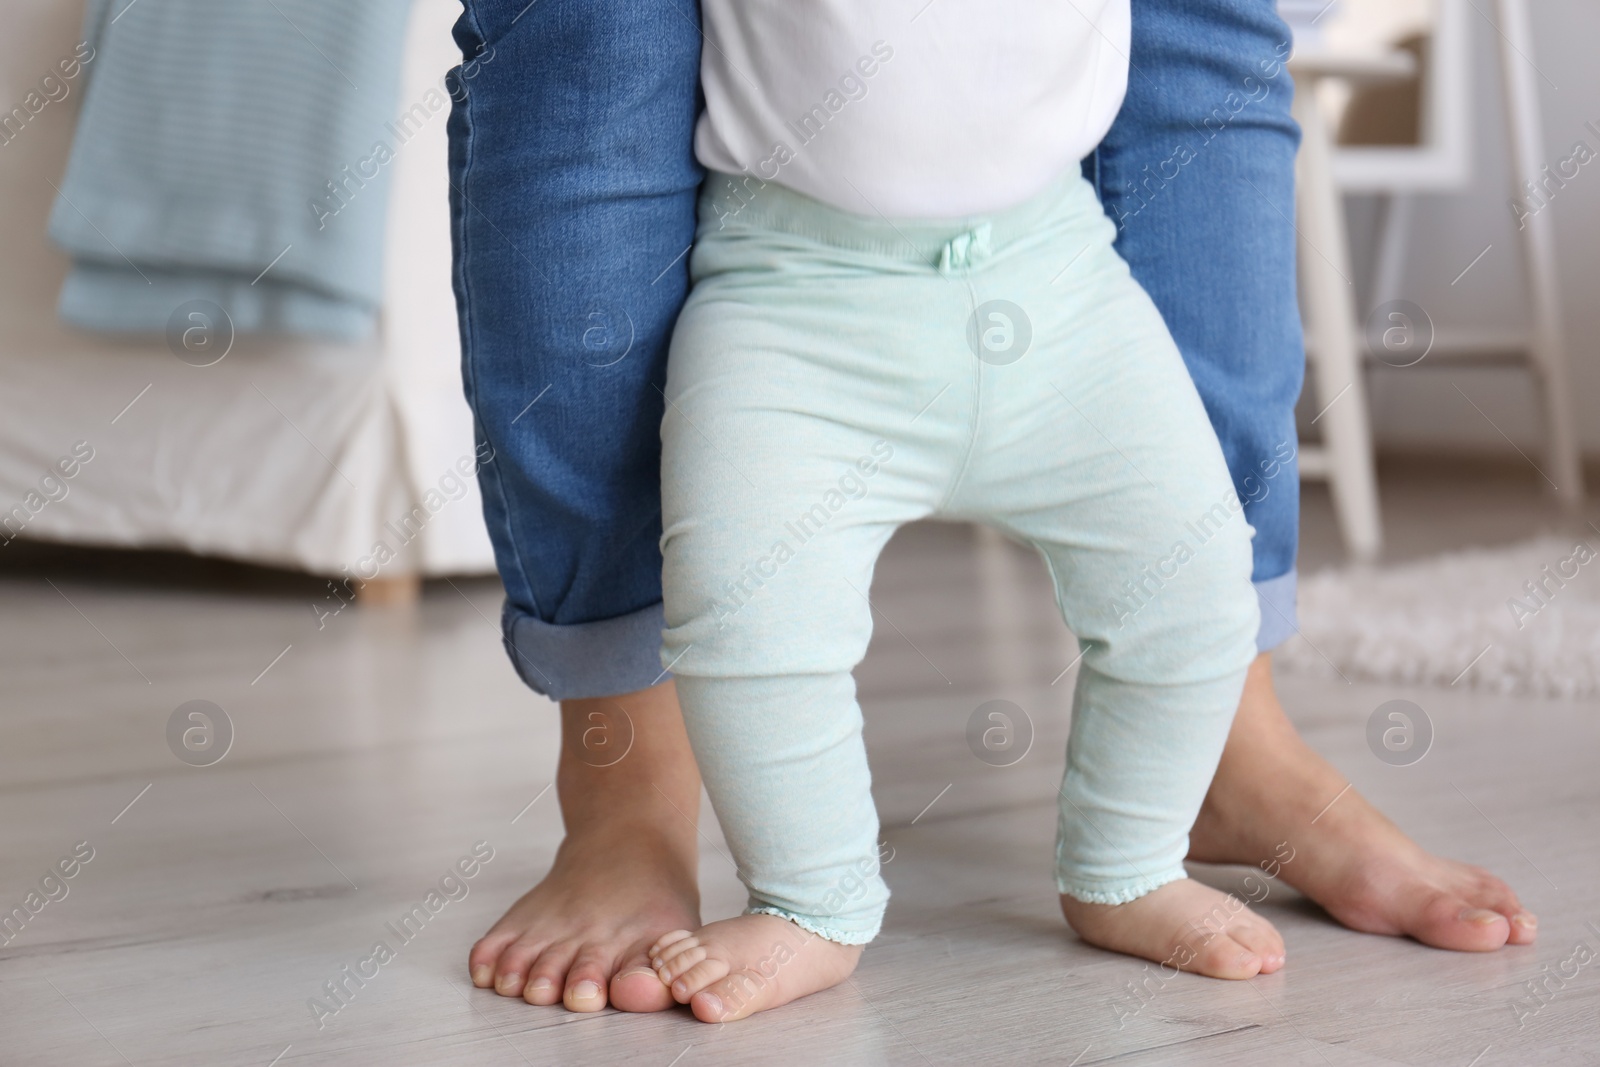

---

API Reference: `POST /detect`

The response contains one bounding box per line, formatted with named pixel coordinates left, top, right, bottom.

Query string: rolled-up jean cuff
left=1254, top=569, right=1299, bottom=653
left=500, top=599, right=668, bottom=701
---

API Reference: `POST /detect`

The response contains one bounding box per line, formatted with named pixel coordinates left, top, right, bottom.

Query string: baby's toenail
left=471, top=965, right=492, bottom=987
left=700, top=992, right=724, bottom=1017
left=572, top=980, right=601, bottom=1000
left=1460, top=908, right=1503, bottom=925
left=672, top=980, right=688, bottom=998
left=1513, top=913, right=1537, bottom=929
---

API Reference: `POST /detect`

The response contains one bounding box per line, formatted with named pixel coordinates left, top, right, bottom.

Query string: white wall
left=1336, top=0, right=1600, bottom=456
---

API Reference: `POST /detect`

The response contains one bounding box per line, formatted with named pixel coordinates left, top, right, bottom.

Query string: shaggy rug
left=1274, top=535, right=1600, bottom=699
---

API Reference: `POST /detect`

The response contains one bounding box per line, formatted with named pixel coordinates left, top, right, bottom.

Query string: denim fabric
left=447, top=0, right=1305, bottom=701
left=1083, top=0, right=1305, bottom=649
left=661, top=174, right=1258, bottom=939
left=447, top=0, right=703, bottom=698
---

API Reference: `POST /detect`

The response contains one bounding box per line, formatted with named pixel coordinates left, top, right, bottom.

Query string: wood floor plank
left=4, top=476, right=1598, bottom=1064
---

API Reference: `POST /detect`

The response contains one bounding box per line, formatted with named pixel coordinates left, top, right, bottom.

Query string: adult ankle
left=553, top=682, right=702, bottom=835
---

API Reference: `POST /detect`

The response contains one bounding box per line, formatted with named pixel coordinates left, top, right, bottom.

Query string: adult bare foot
left=469, top=680, right=704, bottom=1012
left=1189, top=654, right=1537, bottom=952
left=650, top=914, right=863, bottom=1022
left=1060, top=879, right=1286, bottom=979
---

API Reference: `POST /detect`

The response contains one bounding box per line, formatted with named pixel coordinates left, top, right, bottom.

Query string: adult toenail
left=1513, top=913, right=1537, bottom=929
left=1460, top=908, right=1503, bottom=925
left=496, top=974, right=520, bottom=994
left=471, top=965, right=492, bottom=987
left=530, top=977, right=553, bottom=992
left=700, top=992, right=724, bottom=1017
left=617, top=968, right=655, bottom=980
left=572, top=980, right=601, bottom=1000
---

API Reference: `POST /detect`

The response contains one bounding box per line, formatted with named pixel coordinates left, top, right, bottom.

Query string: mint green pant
left=660, top=172, right=1260, bottom=945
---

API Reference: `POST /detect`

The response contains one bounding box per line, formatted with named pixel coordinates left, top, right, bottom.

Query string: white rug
left=1274, top=536, right=1600, bottom=698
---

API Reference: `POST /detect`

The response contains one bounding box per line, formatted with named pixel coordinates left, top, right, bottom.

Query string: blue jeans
left=448, top=0, right=1304, bottom=701
left=1084, top=0, right=1304, bottom=648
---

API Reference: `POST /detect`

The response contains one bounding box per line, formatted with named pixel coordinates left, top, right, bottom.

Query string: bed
left=0, top=0, right=494, bottom=595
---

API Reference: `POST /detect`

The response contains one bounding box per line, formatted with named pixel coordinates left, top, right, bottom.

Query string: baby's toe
left=656, top=944, right=706, bottom=983
left=690, top=965, right=790, bottom=1023
left=1183, top=930, right=1264, bottom=980
left=648, top=929, right=696, bottom=958
left=1228, top=915, right=1286, bottom=974
left=669, top=958, right=732, bottom=1005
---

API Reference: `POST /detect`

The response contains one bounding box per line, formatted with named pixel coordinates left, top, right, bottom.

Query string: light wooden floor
left=4, top=468, right=1599, bottom=1066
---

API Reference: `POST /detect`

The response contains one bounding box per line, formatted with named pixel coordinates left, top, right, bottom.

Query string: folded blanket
left=49, top=0, right=415, bottom=341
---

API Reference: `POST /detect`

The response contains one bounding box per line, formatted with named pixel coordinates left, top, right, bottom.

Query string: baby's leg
left=648, top=668, right=883, bottom=1022
left=655, top=431, right=901, bottom=1021
left=954, top=204, right=1280, bottom=978
left=652, top=216, right=960, bottom=1020
left=1024, top=419, right=1281, bottom=977
left=1040, top=520, right=1284, bottom=978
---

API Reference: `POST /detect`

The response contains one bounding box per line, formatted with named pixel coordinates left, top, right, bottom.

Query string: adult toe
left=563, top=950, right=614, bottom=1012
left=1405, top=889, right=1512, bottom=952
left=492, top=935, right=548, bottom=998
left=609, top=942, right=676, bottom=1013
left=521, top=941, right=579, bottom=1004
left=469, top=927, right=523, bottom=989
left=1462, top=869, right=1536, bottom=945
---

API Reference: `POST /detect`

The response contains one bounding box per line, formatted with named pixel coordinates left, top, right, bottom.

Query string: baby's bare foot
left=469, top=683, right=703, bottom=1013
left=1060, top=878, right=1286, bottom=980
left=1190, top=656, right=1536, bottom=952
left=650, top=914, right=863, bottom=1022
